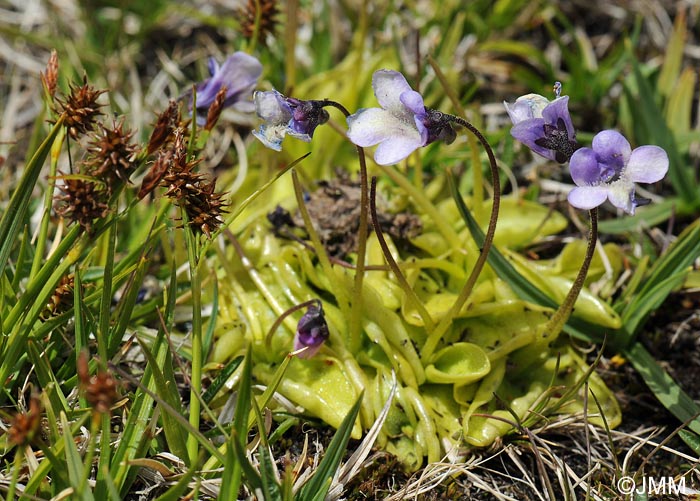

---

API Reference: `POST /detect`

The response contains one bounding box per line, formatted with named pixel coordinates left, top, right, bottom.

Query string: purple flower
left=504, top=92, right=578, bottom=163
left=346, top=70, right=455, bottom=165
left=190, top=52, right=262, bottom=124
left=252, top=90, right=329, bottom=151
left=294, top=301, right=329, bottom=359
left=567, top=130, right=668, bottom=214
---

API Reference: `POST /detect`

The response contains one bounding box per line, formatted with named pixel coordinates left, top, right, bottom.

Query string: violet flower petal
left=626, top=145, right=669, bottom=183
left=511, top=118, right=557, bottom=162
left=567, top=185, right=609, bottom=210
left=569, top=147, right=602, bottom=186
left=372, top=70, right=415, bottom=112
left=503, top=94, right=550, bottom=124
left=541, top=96, right=575, bottom=141
left=346, top=107, right=424, bottom=162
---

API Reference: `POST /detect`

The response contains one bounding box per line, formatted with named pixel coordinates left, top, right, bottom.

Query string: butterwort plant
left=251, top=68, right=502, bottom=362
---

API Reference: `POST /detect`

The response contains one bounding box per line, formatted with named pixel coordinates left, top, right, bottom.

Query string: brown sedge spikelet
left=55, top=176, right=109, bottom=233
left=147, top=100, right=180, bottom=155
left=85, top=118, right=140, bottom=194
left=77, top=352, right=119, bottom=415
left=8, top=394, right=42, bottom=447
left=237, top=0, right=279, bottom=43
left=41, top=273, right=75, bottom=319
left=204, top=85, right=227, bottom=131
left=40, top=49, right=59, bottom=100
left=53, top=75, right=106, bottom=140
left=158, top=128, right=228, bottom=237
left=138, top=149, right=172, bottom=199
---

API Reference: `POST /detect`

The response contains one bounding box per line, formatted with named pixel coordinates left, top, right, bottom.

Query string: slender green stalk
left=540, top=208, right=598, bottom=342
left=6, top=445, right=23, bottom=501
left=96, top=219, right=116, bottom=364
left=30, top=127, right=65, bottom=280
left=284, top=0, right=298, bottom=92
left=422, top=115, right=501, bottom=361
left=185, top=227, right=203, bottom=465
left=79, top=415, right=101, bottom=494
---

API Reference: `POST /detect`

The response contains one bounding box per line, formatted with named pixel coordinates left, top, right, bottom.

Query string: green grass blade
left=202, top=355, right=244, bottom=404
left=627, top=55, right=696, bottom=205
left=624, top=343, right=700, bottom=441
left=203, top=275, right=219, bottom=357
left=251, top=397, right=283, bottom=501
left=136, top=336, right=189, bottom=464
left=297, top=392, right=364, bottom=501
left=678, top=430, right=700, bottom=455
left=110, top=263, right=178, bottom=493
left=597, top=198, right=679, bottom=234
left=615, top=272, right=687, bottom=349
left=61, top=412, right=95, bottom=501
left=0, top=117, right=64, bottom=280
left=617, top=219, right=700, bottom=346
left=221, top=346, right=253, bottom=494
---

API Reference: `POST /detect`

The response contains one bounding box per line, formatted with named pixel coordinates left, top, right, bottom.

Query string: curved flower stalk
left=346, top=69, right=501, bottom=362
left=346, top=70, right=456, bottom=165
left=568, top=130, right=669, bottom=215
left=188, top=52, right=263, bottom=124
left=252, top=90, right=371, bottom=353
left=504, top=84, right=578, bottom=163
left=505, top=86, right=669, bottom=345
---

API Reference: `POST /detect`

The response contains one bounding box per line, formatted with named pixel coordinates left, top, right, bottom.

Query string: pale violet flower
left=252, top=90, right=329, bottom=151
left=346, top=70, right=455, bottom=165
left=567, top=130, right=668, bottom=215
left=189, top=52, right=262, bottom=123
left=504, top=89, right=578, bottom=163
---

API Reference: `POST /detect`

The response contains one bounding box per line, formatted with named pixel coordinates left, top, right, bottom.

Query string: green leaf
left=0, top=118, right=63, bottom=280
left=678, top=430, right=700, bottom=455
left=136, top=336, right=189, bottom=465
left=665, top=68, right=696, bottom=136
left=221, top=346, right=253, bottom=495
left=625, top=343, right=700, bottom=441
left=657, top=10, right=686, bottom=98
left=251, top=398, right=283, bottom=501
left=597, top=198, right=680, bottom=234
left=297, top=392, right=364, bottom=501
